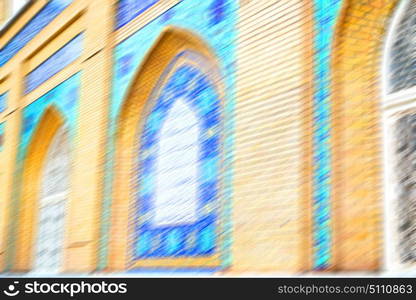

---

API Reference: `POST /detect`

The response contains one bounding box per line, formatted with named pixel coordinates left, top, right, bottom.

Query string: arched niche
left=109, top=26, right=227, bottom=271
left=13, top=106, right=71, bottom=272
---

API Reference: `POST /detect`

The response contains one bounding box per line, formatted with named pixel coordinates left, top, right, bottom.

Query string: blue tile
left=0, top=93, right=7, bottom=113
left=0, top=0, right=73, bottom=67
left=26, top=34, right=83, bottom=94
left=312, top=0, right=343, bottom=269
left=116, top=0, right=159, bottom=29
left=135, top=61, right=221, bottom=259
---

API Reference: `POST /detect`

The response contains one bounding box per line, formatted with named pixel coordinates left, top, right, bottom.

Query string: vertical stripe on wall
left=312, top=0, right=342, bottom=269
left=115, top=0, right=159, bottom=29
left=0, top=122, right=5, bottom=152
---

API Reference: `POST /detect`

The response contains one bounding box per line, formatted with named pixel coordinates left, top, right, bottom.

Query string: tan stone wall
left=0, top=0, right=114, bottom=272
left=331, top=0, right=398, bottom=271
left=230, top=0, right=314, bottom=273
left=0, top=72, right=21, bottom=270
left=64, top=0, right=114, bottom=272
left=0, top=0, right=390, bottom=274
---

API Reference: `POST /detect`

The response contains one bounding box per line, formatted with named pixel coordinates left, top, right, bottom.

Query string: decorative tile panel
left=20, top=74, right=80, bottom=161
left=135, top=63, right=222, bottom=259
left=25, top=34, right=83, bottom=94
left=0, top=92, right=7, bottom=113
left=116, top=0, right=159, bottom=29
left=0, top=0, right=73, bottom=67
left=312, top=0, right=343, bottom=269
left=103, top=0, right=238, bottom=269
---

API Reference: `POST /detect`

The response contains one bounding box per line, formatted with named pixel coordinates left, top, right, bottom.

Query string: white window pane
left=33, top=127, right=69, bottom=274
left=152, top=98, right=200, bottom=227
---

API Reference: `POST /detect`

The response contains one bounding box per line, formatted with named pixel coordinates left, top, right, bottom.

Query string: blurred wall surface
left=0, top=0, right=413, bottom=275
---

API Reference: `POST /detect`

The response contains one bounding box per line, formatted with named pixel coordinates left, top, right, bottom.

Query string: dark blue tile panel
left=25, top=34, right=83, bottom=94
left=0, top=0, right=73, bottom=67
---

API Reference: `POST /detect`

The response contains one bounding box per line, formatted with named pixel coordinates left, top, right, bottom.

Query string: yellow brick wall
left=0, top=0, right=393, bottom=274
left=0, top=72, right=21, bottom=270
left=331, top=0, right=398, bottom=271
left=0, top=0, right=114, bottom=272
left=63, top=0, right=114, bottom=274
left=230, top=0, right=314, bottom=273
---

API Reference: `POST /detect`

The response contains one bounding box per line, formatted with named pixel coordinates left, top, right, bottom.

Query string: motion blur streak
left=0, top=0, right=413, bottom=276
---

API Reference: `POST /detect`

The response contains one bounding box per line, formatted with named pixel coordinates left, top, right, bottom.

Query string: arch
left=33, top=126, right=70, bottom=273
left=331, top=0, right=400, bottom=270
left=109, top=26, right=226, bottom=270
left=13, top=106, right=68, bottom=272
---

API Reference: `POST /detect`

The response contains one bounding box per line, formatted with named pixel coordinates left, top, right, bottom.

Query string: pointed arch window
left=135, top=58, right=222, bottom=260
left=153, top=98, right=201, bottom=226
